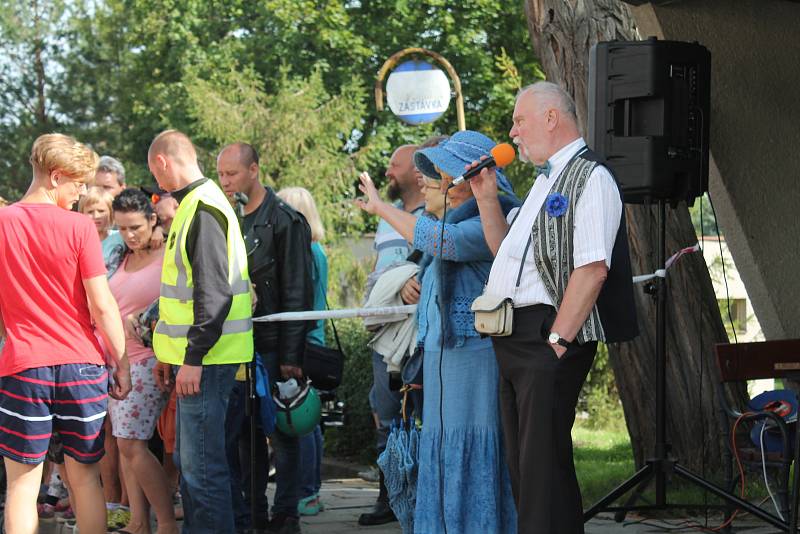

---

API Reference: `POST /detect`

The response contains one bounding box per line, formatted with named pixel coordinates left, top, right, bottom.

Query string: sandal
left=297, top=494, right=322, bottom=516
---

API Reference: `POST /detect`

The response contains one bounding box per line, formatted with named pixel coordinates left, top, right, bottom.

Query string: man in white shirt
left=471, top=81, right=637, bottom=533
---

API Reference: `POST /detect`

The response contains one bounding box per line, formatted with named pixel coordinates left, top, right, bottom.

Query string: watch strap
left=549, top=332, right=570, bottom=348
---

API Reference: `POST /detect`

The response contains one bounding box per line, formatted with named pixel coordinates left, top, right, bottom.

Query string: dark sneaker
left=267, top=513, right=301, bottom=534
left=358, top=500, right=397, bottom=526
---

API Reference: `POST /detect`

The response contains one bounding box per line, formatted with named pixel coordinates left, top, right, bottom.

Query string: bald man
left=358, top=144, right=425, bottom=527
left=149, top=130, right=254, bottom=534
left=217, top=142, right=314, bottom=534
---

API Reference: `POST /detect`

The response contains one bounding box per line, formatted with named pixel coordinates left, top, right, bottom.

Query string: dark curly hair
left=112, top=188, right=154, bottom=218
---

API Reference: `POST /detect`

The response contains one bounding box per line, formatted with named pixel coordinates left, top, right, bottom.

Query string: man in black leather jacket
left=217, top=142, right=313, bottom=534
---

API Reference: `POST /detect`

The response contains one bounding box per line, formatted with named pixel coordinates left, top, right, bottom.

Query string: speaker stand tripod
left=242, top=359, right=269, bottom=534
left=582, top=200, right=800, bottom=532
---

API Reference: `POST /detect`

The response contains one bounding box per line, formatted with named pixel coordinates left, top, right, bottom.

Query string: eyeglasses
left=421, top=176, right=441, bottom=189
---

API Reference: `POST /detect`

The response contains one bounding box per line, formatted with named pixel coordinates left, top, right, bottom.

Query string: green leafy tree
left=185, top=66, right=368, bottom=237
left=37, top=0, right=542, bottom=193
left=348, top=0, right=544, bottom=191
left=49, top=0, right=261, bottom=185
left=0, top=0, right=72, bottom=199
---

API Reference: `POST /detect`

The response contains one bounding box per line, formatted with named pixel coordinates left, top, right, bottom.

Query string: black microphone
left=233, top=192, right=249, bottom=219
left=448, top=143, right=516, bottom=188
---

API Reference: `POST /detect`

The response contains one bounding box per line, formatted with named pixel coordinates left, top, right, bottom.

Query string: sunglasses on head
left=150, top=192, right=170, bottom=204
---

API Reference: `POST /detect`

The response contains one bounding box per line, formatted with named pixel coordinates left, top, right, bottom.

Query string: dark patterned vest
left=530, top=149, right=638, bottom=344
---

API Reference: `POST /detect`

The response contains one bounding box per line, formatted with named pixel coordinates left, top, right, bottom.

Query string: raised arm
left=354, top=171, right=417, bottom=242
left=470, top=165, right=510, bottom=256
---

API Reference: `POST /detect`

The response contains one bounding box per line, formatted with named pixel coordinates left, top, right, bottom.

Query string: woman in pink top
left=107, top=189, right=177, bottom=534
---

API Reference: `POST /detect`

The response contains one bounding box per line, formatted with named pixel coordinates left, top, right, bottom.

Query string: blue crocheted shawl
left=415, top=193, right=520, bottom=348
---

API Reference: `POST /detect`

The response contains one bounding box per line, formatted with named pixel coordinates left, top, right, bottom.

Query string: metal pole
left=655, top=200, right=667, bottom=505
left=374, top=47, right=466, bottom=131
left=245, top=360, right=259, bottom=531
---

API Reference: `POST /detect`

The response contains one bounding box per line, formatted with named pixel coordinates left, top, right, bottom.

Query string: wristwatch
left=548, top=332, right=570, bottom=348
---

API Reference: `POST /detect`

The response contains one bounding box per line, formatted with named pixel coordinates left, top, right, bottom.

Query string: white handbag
left=472, top=236, right=531, bottom=337
left=471, top=294, right=514, bottom=336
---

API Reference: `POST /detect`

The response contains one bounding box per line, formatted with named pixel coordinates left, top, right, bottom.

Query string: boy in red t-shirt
left=0, top=133, right=132, bottom=534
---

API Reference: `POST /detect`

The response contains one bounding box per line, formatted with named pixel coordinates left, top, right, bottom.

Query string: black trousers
left=492, top=305, right=597, bottom=534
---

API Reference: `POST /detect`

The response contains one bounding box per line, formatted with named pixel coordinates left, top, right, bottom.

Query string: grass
left=574, top=424, right=637, bottom=505
left=574, top=422, right=787, bottom=519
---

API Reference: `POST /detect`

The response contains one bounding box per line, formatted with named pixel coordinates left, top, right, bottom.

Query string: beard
left=387, top=181, right=401, bottom=201
left=513, top=137, right=530, bottom=163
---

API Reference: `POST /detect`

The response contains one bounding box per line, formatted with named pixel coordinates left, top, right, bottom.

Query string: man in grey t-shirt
left=359, top=144, right=424, bottom=526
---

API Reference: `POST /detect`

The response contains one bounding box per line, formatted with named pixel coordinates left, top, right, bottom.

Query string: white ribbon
left=632, top=243, right=701, bottom=284
left=253, top=304, right=418, bottom=323
left=254, top=244, right=701, bottom=322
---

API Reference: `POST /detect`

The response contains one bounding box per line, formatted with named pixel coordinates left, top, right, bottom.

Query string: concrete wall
left=630, top=0, right=800, bottom=339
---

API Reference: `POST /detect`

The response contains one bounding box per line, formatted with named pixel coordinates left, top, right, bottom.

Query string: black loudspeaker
left=588, top=38, right=710, bottom=205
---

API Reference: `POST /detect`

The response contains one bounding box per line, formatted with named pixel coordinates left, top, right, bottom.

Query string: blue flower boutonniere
left=545, top=193, right=569, bottom=217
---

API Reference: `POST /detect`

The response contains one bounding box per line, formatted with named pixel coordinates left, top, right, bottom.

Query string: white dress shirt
left=485, top=138, right=622, bottom=307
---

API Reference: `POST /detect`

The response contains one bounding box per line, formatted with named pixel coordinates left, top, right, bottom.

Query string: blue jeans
left=174, top=364, right=238, bottom=534
left=368, top=351, right=402, bottom=453
left=299, top=425, right=323, bottom=498
left=262, top=352, right=302, bottom=518
left=225, top=379, right=269, bottom=530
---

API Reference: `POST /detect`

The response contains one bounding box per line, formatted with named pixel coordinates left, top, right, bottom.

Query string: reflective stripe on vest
left=155, top=317, right=253, bottom=338
left=160, top=278, right=251, bottom=302
left=153, top=180, right=254, bottom=365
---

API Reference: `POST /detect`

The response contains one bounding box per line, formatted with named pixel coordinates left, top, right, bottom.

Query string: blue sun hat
left=414, top=130, right=516, bottom=196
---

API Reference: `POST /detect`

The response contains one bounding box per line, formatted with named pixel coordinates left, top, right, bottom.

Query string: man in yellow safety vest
left=149, top=130, right=253, bottom=534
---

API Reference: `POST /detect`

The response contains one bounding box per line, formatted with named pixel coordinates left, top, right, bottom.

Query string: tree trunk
left=523, top=0, right=746, bottom=476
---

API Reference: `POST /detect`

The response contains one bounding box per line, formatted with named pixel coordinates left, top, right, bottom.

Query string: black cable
left=647, top=199, right=654, bottom=281
left=624, top=517, right=716, bottom=532
left=706, top=192, right=745, bottom=527
left=678, top=194, right=735, bottom=531
left=699, top=194, right=708, bottom=526
left=623, top=517, right=696, bottom=531
left=708, top=194, right=738, bottom=344
left=437, top=187, right=449, bottom=534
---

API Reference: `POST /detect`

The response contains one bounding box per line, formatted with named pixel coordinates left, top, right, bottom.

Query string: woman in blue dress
left=356, top=130, right=518, bottom=533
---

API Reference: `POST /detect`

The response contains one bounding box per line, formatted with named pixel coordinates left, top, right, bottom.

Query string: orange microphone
left=449, top=143, right=516, bottom=187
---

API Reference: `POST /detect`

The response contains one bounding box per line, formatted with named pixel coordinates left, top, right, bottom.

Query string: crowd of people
left=0, top=80, right=638, bottom=534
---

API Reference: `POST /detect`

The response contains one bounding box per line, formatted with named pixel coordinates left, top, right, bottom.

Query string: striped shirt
left=485, top=138, right=622, bottom=307
left=373, top=201, right=425, bottom=272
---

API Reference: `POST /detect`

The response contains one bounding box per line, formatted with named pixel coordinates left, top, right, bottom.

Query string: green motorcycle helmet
left=273, top=380, right=322, bottom=437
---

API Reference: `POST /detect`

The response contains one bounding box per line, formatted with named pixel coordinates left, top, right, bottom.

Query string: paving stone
left=34, top=478, right=787, bottom=533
